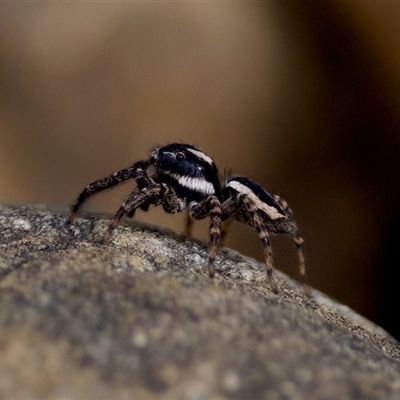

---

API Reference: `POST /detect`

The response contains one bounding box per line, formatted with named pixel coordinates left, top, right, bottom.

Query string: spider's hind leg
left=241, top=197, right=277, bottom=293
left=271, top=194, right=309, bottom=295
left=293, top=230, right=309, bottom=295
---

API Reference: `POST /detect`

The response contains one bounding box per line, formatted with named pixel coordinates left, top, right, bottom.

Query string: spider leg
left=127, top=199, right=150, bottom=218
left=215, top=198, right=236, bottom=246
left=185, top=206, right=227, bottom=244
left=126, top=182, right=156, bottom=218
left=107, top=183, right=167, bottom=233
left=67, top=160, right=151, bottom=223
left=160, top=186, right=186, bottom=215
left=272, top=194, right=309, bottom=295
left=108, top=188, right=150, bottom=233
left=293, top=230, right=309, bottom=295
left=219, top=193, right=278, bottom=292
left=239, top=197, right=277, bottom=293
left=110, top=184, right=184, bottom=233
left=189, top=196, right=222, bottom=278
left=185, top=212, right=193, bottom=237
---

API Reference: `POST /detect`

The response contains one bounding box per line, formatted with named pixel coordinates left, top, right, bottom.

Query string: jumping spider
left=67, top=143, right=309, bottom=294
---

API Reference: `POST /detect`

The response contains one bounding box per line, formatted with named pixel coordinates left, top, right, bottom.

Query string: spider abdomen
left=223, top=177, right=287, bottom=221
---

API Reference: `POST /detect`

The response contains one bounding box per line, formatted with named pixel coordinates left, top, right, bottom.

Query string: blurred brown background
left=1, top=3, right=400, bottom=338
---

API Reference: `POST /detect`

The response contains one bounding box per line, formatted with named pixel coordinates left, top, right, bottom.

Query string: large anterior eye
left=176, top=152, right=185, bottom=161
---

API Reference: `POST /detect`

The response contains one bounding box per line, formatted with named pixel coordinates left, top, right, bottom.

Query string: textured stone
left=1, top=204, right=399, bottom=399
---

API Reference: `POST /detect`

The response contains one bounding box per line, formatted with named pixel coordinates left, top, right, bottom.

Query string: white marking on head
left=186, top=148, right=214, bottom=166
left=172, top=173, right=215, bottom=194
left=227, top=181, right=284, bottom=220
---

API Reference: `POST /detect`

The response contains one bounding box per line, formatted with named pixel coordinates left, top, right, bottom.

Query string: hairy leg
left=68, top=160, right=151, bottom=223
left=240, top=197, right=277, bottom=293
left=107, top=187, right=153, bottom=233
left=112, top=184, right=183, bottom=232
left=271, top=195, right=309, bottom=295
left=189, top=196, right=222, bottom=278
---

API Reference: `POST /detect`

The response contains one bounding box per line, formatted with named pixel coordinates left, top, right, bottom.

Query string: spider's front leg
left=189, top=196, right=222, bottom=278
left=107, top=183, right=183, bottom=233
left=107, top=187, right=150, bottom=233
left=67, top=160, right=151, bottom=223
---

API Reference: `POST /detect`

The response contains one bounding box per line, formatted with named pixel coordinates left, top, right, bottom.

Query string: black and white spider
left=67, top=143, right=309, bottom=294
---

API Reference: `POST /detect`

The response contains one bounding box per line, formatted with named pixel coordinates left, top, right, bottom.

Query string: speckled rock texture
left=1, top=204, right=400, bottom=399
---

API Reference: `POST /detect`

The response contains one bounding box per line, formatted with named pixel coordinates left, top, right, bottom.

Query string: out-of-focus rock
left=1, top=204, right=400, bottom=399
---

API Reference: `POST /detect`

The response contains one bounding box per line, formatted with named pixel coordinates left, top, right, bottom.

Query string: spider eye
left=176, top=152, right=185, bottom=161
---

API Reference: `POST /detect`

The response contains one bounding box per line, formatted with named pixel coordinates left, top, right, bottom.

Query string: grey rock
left=0, top=204, right=399, bottom=400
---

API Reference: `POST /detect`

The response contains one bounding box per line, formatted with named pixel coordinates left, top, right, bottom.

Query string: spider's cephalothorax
left=150, top=143, right=222, bottom=206
left=67, top=143, right=309, bottom=295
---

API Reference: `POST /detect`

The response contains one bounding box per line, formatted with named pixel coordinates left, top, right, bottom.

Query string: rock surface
left=1, top=204, right=400, bottom=399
